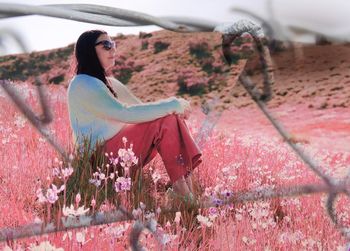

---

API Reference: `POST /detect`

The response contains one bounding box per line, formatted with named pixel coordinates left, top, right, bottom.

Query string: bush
left=177, top=75, right=208, bottom=96
left=49, top=74, right=65, bottom=85
left=188, top=41, right=212, bottom=60
left=153, top=41, right=170, bottom=54
left=113, top=58, right=144, bottom=84
left=141, top=40, right=149, bottom=50
left=139, top=32, right=153, bottom=39
left=114, top=66, right=133, bottom=84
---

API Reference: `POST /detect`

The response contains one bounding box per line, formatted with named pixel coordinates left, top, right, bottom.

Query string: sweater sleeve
left=74, top=76, right=184, bottom=124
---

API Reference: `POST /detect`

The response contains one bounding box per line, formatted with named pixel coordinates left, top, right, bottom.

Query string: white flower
left=208, top=207, right=218, bottom=221
left=140, top=202, right=146, bottom=210
left=105, top=223, right=130, bottom=238
left=196, top=215, right=212, bottom=227
left=69, top=154, right=74, bottom=161
left=75, top=193, right=81, bottom=205
left=62, top=231, right=72, bottom=241
left=51, top=184, right=65, bottom=194
left=99, top=173, right=106, bottom=180
left=33, top=217, right=43, bottom=224
left=118, top=148, right=138, bottom=168
left=110, top=157, right=119, bottom=166
left=114, top=177, right=131, bottom=192
left=145, top=212, right=155, bottom=220
left=46, top=188, right=59, bottom=204
left=52, top=168, right=60, bottom=177
left=76, top=231, right=85, bottom=244
left=36, top=188, right=47, bottom=203
left=174, top=212, right=181, bottom=224
left=61, top=167, right=73, bottom=179
left=29, top=240, right=64, bottom=251
left=132, top=208, right=142, bottom=218
left=89, top=178, right=101, bottom=187
left=122, top=137, right=128, bottom=144
left=151, top=171, right=161, bottom=183
left=91, top=198, right=96, bottom=207
left=62, top=204, right=89, bottom=217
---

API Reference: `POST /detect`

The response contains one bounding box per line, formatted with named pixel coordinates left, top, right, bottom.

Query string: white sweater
left=67, top=74, right=184, bottom=146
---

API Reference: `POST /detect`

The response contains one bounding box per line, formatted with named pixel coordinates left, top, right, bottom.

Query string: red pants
left=104, top=114, right=202, bottom=183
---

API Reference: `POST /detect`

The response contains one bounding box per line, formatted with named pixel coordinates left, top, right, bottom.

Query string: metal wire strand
left=0, top=3, right=349, bottom=247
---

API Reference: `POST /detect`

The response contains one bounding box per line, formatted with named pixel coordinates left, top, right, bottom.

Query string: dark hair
left=75, top=30, right=118, bottom=98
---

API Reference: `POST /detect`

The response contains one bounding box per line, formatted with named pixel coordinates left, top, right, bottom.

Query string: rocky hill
left=0, top=30, right=349, bottom=110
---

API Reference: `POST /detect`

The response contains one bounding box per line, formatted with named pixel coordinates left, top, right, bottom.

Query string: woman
left=67, top=30, right=202, bottom=201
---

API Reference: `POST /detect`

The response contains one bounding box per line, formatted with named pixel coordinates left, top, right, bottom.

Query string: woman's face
left=95, top=33, right=116, bottom=72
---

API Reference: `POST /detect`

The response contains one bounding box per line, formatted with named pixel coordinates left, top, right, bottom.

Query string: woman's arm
left=71, top=75, right=185, bottom=124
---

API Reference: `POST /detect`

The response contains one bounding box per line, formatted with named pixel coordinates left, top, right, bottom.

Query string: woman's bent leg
left=104, top=114, right=202, bottom=187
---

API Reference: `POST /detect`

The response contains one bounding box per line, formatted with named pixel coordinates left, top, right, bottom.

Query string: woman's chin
left=105, top=64, right=115, bottom=73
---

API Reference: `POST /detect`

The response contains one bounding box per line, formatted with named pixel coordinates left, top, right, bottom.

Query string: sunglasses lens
left=102, top=41, right=112, bottom=50
left=96, top=40, right=115, bottom=50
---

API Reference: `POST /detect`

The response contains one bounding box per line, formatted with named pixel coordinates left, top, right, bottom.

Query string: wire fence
left=0, top=3, right=349, bottom=250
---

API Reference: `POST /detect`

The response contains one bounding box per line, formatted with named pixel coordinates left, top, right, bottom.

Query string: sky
left=1, top=1, right=349, bottom=55
left=0, top=0, right=253, bottom=55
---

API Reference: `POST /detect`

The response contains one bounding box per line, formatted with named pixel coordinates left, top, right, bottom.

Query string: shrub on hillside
left=112, top=58, right=144, bottom=84
left=200, top=58, right=223, bottom=75
left=177, top=68, right=209, bottom=96
left=49, top=74, right=65, bottom=85
left=1, top=56, right=51, bottom=81
left=153, top=41, right=170, bottom=54
left=188, top=41, right=212, bottom=60
left=141, top=40, right=149, bottom=50
left=139, top=32, right=153, bottom=39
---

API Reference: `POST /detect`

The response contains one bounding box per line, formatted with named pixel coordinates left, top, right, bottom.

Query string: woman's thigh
left=104, top=121, right=158, bottom=166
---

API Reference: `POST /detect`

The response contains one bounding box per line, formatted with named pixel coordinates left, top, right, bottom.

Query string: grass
left=0, top=82, right=349, bottom=250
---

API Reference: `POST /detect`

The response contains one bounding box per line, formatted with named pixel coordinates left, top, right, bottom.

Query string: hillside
left=0, top=29, right=349, bottom=110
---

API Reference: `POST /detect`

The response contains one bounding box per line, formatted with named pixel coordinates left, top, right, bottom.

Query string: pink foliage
left=0, top=83, right=349, bottom=250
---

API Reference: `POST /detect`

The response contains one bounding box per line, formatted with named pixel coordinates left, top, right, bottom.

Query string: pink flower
left=61, top=167, right=73, bottom=179
left=91, top=198, right=96, bottom=208
left=52, top=184, right=65, bottom=194
left=151, top=171, right=161, bottom=184
left=36, top=188, right=47, bottom=203
left=75, top=193, right=81, bottom=205
left=114, top=177, right=131, bottom=192
left=36, top=184, right=64, bottom=204
left=63, top=204, right=89, bottom=217
left=174, top=212, right=181, bottom=224
left=196, top=215, right=213, bottom=227
left=110, top=157, right=119, bottom=166
left=118, top=148, right=138, bottom=168
left=99, top=173, right=106, bottom=180
left=46, top=188, right=59, bottom=204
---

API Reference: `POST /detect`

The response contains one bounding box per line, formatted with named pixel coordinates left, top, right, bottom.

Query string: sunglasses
left=95, top=40, right=116, bottom=50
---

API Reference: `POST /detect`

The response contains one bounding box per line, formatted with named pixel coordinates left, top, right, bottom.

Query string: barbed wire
left=0, top=3, right=349, bottom=249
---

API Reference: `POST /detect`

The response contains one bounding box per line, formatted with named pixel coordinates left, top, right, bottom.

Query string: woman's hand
left=178, top=98, right=191, bottom=120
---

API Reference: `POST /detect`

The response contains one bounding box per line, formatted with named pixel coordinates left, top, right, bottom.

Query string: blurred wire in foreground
left=0, top=3, right=349, bottom=249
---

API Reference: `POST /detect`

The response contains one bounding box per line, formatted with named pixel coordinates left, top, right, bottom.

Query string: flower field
left=0, top=82, right=349, bottom=250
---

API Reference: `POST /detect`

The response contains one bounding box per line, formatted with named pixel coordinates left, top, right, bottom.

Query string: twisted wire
left=0, top=3, right=349, bottom=248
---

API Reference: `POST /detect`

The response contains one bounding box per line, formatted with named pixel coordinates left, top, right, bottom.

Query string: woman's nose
left=111, top=46, right=116, bottom=54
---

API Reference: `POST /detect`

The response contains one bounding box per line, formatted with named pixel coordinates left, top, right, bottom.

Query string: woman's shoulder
left=69, top=74, right=105, bottom=90
left=71, top=74, right=101, bottom=84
